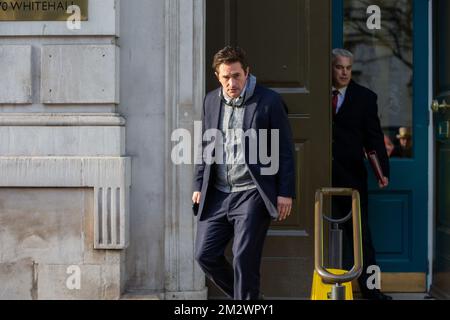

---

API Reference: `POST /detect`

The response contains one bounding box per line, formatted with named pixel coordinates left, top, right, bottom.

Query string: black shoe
left=361, top=289, right=393, bottom=300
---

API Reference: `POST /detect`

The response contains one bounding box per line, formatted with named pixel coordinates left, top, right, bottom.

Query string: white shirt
left=332, top=86, right=347, bottom=114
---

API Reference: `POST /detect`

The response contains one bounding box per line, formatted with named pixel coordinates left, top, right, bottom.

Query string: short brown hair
left=212, top=46, right=249, bottom=73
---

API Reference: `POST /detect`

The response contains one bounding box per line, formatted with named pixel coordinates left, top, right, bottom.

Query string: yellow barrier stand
left=311, top=269, right=353, bottom=300
left=311, top=188, right=363, bottom=300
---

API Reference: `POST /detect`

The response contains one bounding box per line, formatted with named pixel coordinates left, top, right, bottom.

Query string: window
left=344, top=0, right=413, bottom=158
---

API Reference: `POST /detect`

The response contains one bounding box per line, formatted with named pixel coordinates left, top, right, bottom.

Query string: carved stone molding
left=0, top=156, right=131, bottom=249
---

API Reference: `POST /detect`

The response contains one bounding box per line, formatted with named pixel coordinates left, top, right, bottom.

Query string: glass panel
left=343, top=0, right=413, bottom=158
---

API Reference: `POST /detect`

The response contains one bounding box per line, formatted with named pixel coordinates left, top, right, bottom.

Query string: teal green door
left=333, top=0, right=429, bottom=288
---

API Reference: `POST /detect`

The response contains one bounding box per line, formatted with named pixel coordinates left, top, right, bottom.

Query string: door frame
left=427, top=0, right=434, bottom=292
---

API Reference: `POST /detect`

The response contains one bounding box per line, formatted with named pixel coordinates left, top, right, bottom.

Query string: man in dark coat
left=331, top=48, right=392, bottom=300
left=192, top=46, right=296, bottom=300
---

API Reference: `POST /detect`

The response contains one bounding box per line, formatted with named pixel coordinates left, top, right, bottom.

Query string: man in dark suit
left=331, top=48, right=392, bottom=300
left=192, top=46, right=296, bottom=300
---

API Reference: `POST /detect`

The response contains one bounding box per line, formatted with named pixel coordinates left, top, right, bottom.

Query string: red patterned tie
left=332, top=90, right=339, bottom=116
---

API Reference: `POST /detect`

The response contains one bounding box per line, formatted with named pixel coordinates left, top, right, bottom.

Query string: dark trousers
left=194, top=187, right=271, bottom=300
left=332, top=190, right=378, bottom=295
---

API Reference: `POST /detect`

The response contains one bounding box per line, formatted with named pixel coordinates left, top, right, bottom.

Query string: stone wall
left=0, top=0, right=129, bottom=299
left=0, top=188, right=124, bottom=300
left=0, top=0, right=208, bottom=299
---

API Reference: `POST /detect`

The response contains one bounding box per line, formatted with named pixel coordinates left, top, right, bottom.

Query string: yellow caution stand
left=311, top=188, right=363, bottom=300
left=311, top=269, right=354, bottom=300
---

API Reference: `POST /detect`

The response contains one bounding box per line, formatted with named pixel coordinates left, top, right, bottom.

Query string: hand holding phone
left=192, top=202, right=199, bottom=216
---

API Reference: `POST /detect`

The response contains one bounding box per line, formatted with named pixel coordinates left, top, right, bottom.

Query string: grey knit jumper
left=213, top=75, right=257, bottom=193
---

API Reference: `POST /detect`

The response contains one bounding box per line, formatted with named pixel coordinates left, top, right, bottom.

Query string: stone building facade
left=0, top=0, right=205, bottom=299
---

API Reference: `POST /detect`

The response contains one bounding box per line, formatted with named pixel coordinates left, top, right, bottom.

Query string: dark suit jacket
left=193, top=85, right=296, bottom=220
left=332, top=80, right=390, bottom=195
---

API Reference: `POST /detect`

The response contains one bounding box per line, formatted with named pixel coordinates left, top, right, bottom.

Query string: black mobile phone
left=192, top=202, right=199, bottom=216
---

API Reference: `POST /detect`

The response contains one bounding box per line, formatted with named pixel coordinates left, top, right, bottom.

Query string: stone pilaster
left=164, top=0, right=207, bottom=299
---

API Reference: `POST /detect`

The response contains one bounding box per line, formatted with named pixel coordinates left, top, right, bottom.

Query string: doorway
left=205, top=0, right=332, bottom=298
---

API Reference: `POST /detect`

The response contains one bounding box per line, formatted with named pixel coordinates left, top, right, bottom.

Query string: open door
left=431, top=0, right=450, bottom=299
left=206, top=0, right=331, bottom=298
left=334, top=0, right=429, bottom=291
